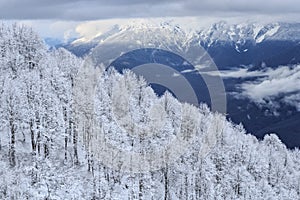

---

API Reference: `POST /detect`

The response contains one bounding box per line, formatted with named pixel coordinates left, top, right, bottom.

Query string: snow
left=255, top=24, right=280, bottom=43
left=253, top=24, right=264, bottom=41
left=0, top=23, right=300, bottom=200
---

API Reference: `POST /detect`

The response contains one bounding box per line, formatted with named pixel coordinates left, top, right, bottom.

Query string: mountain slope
left=65, top=20, right=300, bottom=148
left=63, top=21, right=300, bottom=57
left=0, top=23, right=300, bottom=199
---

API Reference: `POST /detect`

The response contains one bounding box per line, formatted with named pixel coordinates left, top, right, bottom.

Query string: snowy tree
left=0, top=23, right=299, bottom=200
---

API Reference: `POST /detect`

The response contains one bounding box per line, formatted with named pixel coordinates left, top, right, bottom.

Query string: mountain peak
left=65, top=21, right=300, bottom=57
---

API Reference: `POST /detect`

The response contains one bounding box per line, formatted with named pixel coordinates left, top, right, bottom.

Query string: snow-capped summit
left=64, top=20, right=300, bottom=57
left=81, top=19, right=192, bottom=47
left=66, top=20, right=197, bottom=56
left=72, top=20, right=300, bottom=47
left=197, top=21, right=281, bottom=45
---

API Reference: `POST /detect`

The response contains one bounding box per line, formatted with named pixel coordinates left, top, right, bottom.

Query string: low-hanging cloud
left=238, top=65, right=300, bottom=110
left=196, top=64, right=300, bottom=111
left=284, top=94, right=300, bottom=111
left=1, top=0, right=300, bottom=21
left=241, top=66, right=300, bottom=101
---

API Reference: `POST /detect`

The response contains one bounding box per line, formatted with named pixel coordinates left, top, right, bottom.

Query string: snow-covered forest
left=0, top=23, right=300, bottom=199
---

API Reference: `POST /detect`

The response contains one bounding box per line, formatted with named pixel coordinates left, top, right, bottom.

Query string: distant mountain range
left=47, top=21, right=300, bottom=70
left=44, top=21, right=300, bottom=148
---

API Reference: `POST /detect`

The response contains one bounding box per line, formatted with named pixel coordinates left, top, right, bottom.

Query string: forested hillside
left=0, top=24, right=299, bottom=200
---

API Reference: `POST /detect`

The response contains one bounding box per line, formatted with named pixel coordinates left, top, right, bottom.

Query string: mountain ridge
left=62, top=21, right=300, bottom=48
left=1, top=21, right=300, bottom=200
left=53, top=21, right=300, bottom=67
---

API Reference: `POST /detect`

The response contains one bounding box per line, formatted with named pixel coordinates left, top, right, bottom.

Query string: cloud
left=206, top=65, right=300, bottom=112
left=284, top=94, right=300, bottom=111
left=183, top=0, right=300, bottom=14
left=1, top=0, right=300, bottom=21
left=204, top=65, right=300, bottom=111
left=75, top=21, right=104, bottom=41
left=15, top=20, right=79, bottom=40
left=235, top=65, right=300, bottom=111
left=204, top=68, right=268, bottom=78
left=241, top=66, right=300, bottom=101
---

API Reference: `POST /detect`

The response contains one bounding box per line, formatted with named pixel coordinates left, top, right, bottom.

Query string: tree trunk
left=73, top=121, right=79, bottom=165
left=9, top=117, right=16, bottom=167
left=30, top=120, right=36, bottom=153
left=65, top=134, right=68, bottom=161
left=139, top=176, right=143, bottom=200
left=164, top=166, right=168, bottom=200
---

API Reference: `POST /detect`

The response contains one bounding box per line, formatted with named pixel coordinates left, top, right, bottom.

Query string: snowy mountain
left=64, top=21, right=300, bottom=55
left=196, top=22, right=300, bottom=69
left=58, top=20, right=300, bottom=148
left=63, top=21, right=194, bottom=57
left=61, top=21, right=300, bottom=71
left=1, top=23, right=300, bottom=199
left=196, top=21, right=295, bottom=47
left=44, top=37, right=64, bottom=47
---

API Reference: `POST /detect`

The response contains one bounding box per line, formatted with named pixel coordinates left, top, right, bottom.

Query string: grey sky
left=1, top=0, right=300, bottom=21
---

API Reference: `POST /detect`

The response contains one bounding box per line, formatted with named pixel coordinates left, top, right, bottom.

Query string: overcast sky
left=1, top=0, right=300, bottom=20
left=1, top=0, right=299, bottom=39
